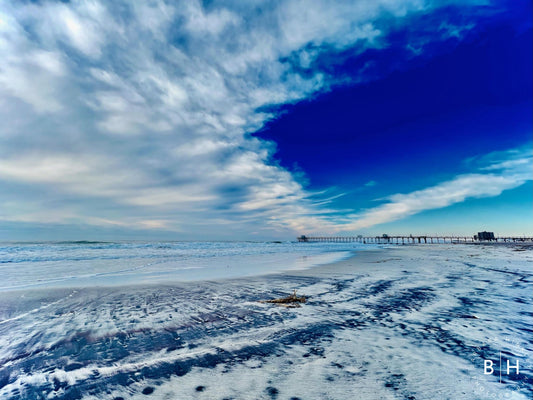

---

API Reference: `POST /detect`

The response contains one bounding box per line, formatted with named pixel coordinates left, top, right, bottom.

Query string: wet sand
left=0, top=244, right=531, bottom=399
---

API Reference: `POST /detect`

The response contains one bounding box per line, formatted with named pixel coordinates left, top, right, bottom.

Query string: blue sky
left=0, top=0, right=531, bottom=240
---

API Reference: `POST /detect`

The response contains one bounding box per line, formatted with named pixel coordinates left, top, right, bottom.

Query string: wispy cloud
left=0, top=0, right=517, bottom=238
left=338, top=148, right=532, bottom=231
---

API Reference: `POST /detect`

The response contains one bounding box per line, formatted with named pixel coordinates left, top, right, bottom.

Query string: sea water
left=0, top=241, right=355, bottom=291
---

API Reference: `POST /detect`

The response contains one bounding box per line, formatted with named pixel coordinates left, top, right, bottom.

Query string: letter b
left=484, top=360, right=494, bottom=375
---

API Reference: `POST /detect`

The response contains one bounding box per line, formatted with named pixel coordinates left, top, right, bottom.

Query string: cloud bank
left=0, top=0, right=525, bottom=238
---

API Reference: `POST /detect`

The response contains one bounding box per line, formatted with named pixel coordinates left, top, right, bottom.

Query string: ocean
left=0, top=241, right=353, bottom=291
left=0, top=242, right=531, bottom=399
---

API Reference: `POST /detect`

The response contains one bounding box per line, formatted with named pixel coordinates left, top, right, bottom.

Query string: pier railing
left=297, top=235, right=533, bottom=244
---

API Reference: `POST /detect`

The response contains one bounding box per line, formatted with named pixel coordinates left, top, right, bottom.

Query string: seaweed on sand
left=260, top=290, right=307, bottom=308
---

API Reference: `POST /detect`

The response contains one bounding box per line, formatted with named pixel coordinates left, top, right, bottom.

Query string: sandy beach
left=0, top=244, right=531, bottom=399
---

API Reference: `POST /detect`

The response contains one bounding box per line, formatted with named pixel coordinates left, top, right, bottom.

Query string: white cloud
left=340, top=154, right=532, bottom=231
left=39, top=1, right=112, bottom=58
left=0, top=12, right=67, bottom=113
left=184, top=3, right=240, bottom=35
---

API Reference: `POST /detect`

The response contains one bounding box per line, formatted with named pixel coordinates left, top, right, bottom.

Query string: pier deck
left=297, top=235, right=533, bottom=244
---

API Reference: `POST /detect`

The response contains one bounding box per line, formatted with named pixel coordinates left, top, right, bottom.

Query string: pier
left=297, top=235, right=533, bottom=244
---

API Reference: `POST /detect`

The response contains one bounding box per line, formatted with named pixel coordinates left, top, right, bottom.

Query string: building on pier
left=475, top=231, right=495, bottom=241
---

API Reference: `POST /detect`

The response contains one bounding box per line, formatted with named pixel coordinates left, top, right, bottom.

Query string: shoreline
left=2, top=242, right=531, bottom=295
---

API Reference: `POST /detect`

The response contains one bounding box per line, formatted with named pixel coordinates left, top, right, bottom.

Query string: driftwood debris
left=260, top=290, right=307, bottom=308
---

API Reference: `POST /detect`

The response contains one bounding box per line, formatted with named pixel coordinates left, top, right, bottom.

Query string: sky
left=0, top=0, right=531, bottom=241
